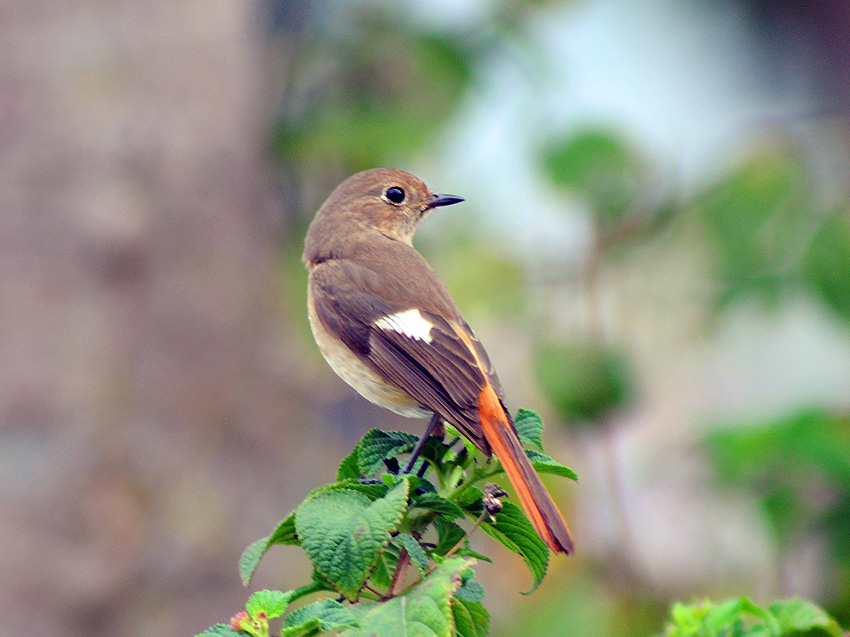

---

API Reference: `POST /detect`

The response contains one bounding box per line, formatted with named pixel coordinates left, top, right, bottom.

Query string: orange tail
left=478, top=384, right=574, bottom=555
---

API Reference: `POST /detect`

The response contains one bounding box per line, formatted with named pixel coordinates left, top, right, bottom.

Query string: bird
left=302, top=167, right=574, bottom=555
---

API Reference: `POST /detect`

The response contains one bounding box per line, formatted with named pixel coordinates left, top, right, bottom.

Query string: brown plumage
left=303, top=168, right=574, bottom=555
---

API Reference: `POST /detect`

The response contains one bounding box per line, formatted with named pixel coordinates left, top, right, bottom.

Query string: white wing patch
left=374, top=309, right=434, bottom=343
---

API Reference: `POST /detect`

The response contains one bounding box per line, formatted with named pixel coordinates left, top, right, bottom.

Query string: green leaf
left=369, top=541, right=401, bottom=590
left=454, top=572, right=484, bottom=604
left=701, top=598, right=774, bottom=634
left=433, top=519, right=467, bottom=556
left=659, top=597, right=847, bottom=637
left=268, top=513, right=299, bottom=544
left=246, top=589, right=294, bottom=619
left=420, top=435, right=454, bottom=469
left=446, top=425, right=484, bottom=459
left=356, top=430, right=418, bottom=477
left=337, top=446, right=362, bottom=481
left=290, top=579, right=336, bottom=605
left=195, top=625, right=241, bottom=637
left=479, top=501, right=549, bottom=593
left=455, top=486, right=486, bottom=511
left=296, top=480, right=410, bottom=600
left=329, top=479, right=389, bottom=500
left=768, top=598, right=845, bottom=635
left=282, top=599, right=358, bottom=636
left=239, top=538, right=269, bottom=587
left=451, top=598, right=490, bottom=637
left=525, top=450, right=579, bottom=481
left=239, top=479, right=393, bottom=586
left=412, top=493, right=465, bottom=520
left=514, top=409, right=544, bottom=450
left=239, top=513, right=298, bottom=586
left=397, top=533, right=429, bottom=573
left=342, top=557, right=473, bottom=637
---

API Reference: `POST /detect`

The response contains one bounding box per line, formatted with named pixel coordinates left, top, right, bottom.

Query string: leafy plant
left=197, top=409, right=576, bottom=637
left=658, top=597, right=846, bottom=637
left=705, top=409, right=850, bottom=625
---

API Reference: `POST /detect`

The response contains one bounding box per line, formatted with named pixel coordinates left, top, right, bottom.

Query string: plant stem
left=386, top=547, right=411, bottom=598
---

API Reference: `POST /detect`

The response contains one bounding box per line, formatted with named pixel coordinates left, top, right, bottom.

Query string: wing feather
left=310, top=262, right=490, bottom=452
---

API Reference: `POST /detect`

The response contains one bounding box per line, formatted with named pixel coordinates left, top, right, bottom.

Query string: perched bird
left=302, top=168, right=574, bottom=554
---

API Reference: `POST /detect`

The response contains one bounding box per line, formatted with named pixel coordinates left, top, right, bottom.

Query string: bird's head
left=303, top=168, right=463, bottom=264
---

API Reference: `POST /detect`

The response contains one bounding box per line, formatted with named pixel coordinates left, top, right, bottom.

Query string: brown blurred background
left=2, top=1, right=850, bottom=636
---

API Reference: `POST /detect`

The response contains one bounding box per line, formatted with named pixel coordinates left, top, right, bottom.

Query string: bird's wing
left=310, top=261, right=492, bottom=452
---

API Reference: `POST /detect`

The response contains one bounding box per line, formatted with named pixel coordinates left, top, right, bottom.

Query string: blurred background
left=3, top=0, right=850, bottom=635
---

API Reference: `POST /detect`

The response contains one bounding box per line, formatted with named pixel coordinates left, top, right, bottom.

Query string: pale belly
left=307, top=285, right=431, bottom=418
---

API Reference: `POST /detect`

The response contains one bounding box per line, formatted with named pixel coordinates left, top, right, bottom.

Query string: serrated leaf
left=526, top=450, right=579, bottom=481
left=195, top=625, right=241, bottom=637
left=342, top=557, right=473, bottom=637
left=356, top=430, right=419, bottom=477
left=412, top=493, right=465, bottom=519
left=479, top=501, right=549, bottom=593
left=369, top=546, right=397, bottom=590
left=296, top=480, right=410, bottom=600
left=337, top=447, right=362, bottom=481
left=454, top=578, right=484, bottom=604
left=404, top=475, right=437, bottom=495
left=329, top=479, right=389, bottom=500
left=239, top=537, right=270, bottom=587
left=239, top=513, right=298, bottom=586
left=455, top=486, right=484, bottom=510
left=282, top=599, right=358, bottom=636
left=514, top=409, right=544, bottom=450
left=303, top=479, right=391, bottom=502
left=451, top=598, right=490, bottom=637
left=246, top=589, right=294, bottom=619
left=397, top=533, right=429, bottom=573
left=281, top=618, right=323, bottom=637
left=434, top=518, right=467, bottom=556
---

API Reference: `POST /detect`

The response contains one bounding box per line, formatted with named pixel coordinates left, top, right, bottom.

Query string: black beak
left=426, top=193, right=464, bottom=209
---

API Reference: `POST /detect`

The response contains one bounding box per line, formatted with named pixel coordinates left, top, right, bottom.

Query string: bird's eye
left=384, top=186, right=406, bottom=204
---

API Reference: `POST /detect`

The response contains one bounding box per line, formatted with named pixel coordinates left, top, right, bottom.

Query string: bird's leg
left=404, top=413, right=442, bottom=474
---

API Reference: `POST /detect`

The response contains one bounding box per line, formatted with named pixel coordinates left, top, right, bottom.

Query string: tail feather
left=478, top=385, right=574, bottom=555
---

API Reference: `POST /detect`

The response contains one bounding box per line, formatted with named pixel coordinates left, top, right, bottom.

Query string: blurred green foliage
left=425, top=233, right=528, bottom=320
left=692, top=148, right=812, bottom=308
left=533, top=341, right=633, bottom=424
left=658, top=597, right=846, bottom=637
left=542, top=128, right=646, bottom=225
left=269, top=8, right=472, bottom=176
left=505, top=573, right=666, bottom=637
left=536, top=125, right=850, bottom=632
left=705, top=410, right=850, bottom=624
left=805, top=210, right=850, bottom=323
